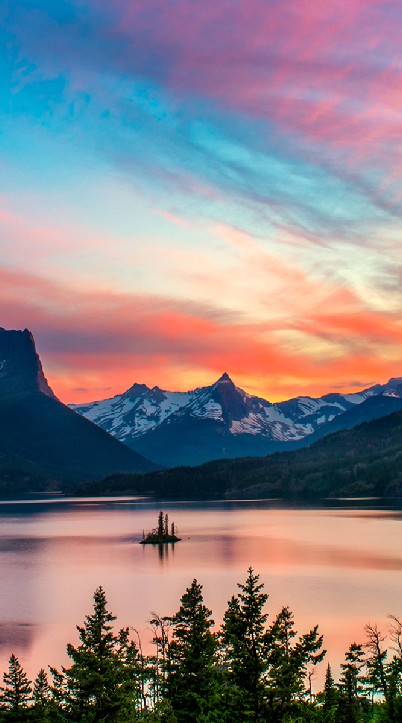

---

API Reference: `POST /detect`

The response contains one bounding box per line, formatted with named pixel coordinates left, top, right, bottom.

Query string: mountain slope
left=79, top=409, right=402, bottom=500
left=297, top=389, right=402, bottom=446
left=0, top=392, right=157, bottom=483
left=0, top=328, right=158, bottom=487
left=71, top=372, right=400, bottom=467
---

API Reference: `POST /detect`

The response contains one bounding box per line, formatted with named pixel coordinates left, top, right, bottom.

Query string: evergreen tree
left=32, top=668, right=58, bottom=722
left=265, top=605, right=325, bottom=720
left=319, top=663, right=338, bottom=720
left=49, top=665, right=67, bottom=712
left=338, top=643, right=366, bottom=723
left=220, top=567, right=269, bottom=719
left=158, top=512, right=164, bottom=537
left=0, top=653, right=32, bottom=712
left=52, top=586, right=140, bottom=722
left=116, top=626, right=145, bottom=718
left=33, top=668, right=51, bottom=706
left=166, top=579, right=217, bottom=721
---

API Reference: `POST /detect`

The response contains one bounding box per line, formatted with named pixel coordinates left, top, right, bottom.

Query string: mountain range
left=71, top=372, right=402, bottom=467
left=0, top=328, right=157, bottom=491
left=2, top=324, right=402, bottom=497
left=80, top=408, right=402, bottom=500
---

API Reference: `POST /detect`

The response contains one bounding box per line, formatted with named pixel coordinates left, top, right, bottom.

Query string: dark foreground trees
left=165, top=579, right=217, bottom=721
left=220, top=569, right=325, bottom=721
left=50, top=586, right=142, bottom=722
left=1, top=575, right=402, bottom=722
left=0, top=653, right=31, bottom=713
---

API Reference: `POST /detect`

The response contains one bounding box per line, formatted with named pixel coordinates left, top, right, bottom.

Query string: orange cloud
left=1, top=266, right=402, bottom=404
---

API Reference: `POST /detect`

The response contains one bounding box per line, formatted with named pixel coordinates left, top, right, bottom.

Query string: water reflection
left=0, top=498, right=401, bottom=682
left=140, top=541, right=178, bottom=564
left=158, top=543, right=174, bottom=563
left=0, top=623, right=35, bottom=655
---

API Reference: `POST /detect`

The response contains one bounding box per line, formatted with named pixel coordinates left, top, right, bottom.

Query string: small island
left=140, top=511, right=181, bottom=544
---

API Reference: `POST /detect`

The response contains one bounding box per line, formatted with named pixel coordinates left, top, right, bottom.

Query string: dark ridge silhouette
left=0, top=329, right=158, bottom=491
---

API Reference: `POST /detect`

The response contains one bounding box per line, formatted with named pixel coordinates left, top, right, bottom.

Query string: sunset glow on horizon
left=2, top=0, right=402, bottom=403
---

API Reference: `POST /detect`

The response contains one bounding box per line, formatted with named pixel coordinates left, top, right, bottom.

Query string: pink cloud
left=12, top=0, right=401, bottom=159
left=1, top=265, right=402, bottom=404
left=8, top=0, right=402, bottom=227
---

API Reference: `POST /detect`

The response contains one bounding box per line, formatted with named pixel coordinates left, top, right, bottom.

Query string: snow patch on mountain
left=192, top=399, right=223, bottom=420
left=71, top=373, right=402, bottom=451
left=72, top=387, right=196, bottom=441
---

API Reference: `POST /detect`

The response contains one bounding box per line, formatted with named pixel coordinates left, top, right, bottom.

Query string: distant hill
left=71, top=372, right=402, bottom=467
left=0, top=328, right=158, bottom=492
left=77, top=410, right=402, bottom=500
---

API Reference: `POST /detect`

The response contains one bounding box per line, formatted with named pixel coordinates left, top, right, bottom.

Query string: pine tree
left=321, top=663, right=338, bottom=717
left=52, top=586, right=140, bottom=721
left=167, top=579, right=217, bottom=721
left=220, top=567, right=269, bottom=718
left=116, top=626, right=145, bottom=718
left=0, top=653, right=32, bottom=711
left=32, top=668, right=57, bottom=721
left=33, top=668, right=51, bottom=706
left=158, top=511, right=164, bottom=537
left=265, top=605, right=325, bottom=720
left=339, top=642, right=366, bottom=723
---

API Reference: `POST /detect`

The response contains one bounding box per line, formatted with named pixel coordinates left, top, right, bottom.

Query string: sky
left=2, top=0, right=402, bottom=403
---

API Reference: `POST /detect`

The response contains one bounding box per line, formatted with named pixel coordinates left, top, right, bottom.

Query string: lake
left=1, top=496, right=402, bottom=691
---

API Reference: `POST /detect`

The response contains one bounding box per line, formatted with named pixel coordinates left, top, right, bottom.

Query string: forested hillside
left=79, top=410, right=402, bottom=499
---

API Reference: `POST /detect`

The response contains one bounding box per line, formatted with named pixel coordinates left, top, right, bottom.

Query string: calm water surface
left=1, top=497, right=402, bottom=687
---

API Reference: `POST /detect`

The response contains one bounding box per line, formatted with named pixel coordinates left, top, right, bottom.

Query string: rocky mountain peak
left=0, top=328, right=56, bottom=399
left=123, top=382, right=151, bottom=398
left=209, top=372, right=248, bottom=422
left=215, top=372, right=233, bottom=384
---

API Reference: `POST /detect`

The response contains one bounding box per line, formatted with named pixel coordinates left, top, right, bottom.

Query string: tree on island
left=158, top=511, right=164, bottom=537
left=141, top=512, right=181, bottom=544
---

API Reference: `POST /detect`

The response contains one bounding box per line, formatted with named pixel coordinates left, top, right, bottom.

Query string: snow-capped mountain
left=72, top=382, right=198, bottom=442
left=71, top=372, right=402, bottom=467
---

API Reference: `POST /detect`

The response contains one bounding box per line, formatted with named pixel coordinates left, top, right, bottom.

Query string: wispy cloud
left=1, top=0, right=402, bottom=399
